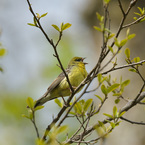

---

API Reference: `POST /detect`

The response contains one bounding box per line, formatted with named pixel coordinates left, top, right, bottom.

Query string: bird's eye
left=75, top=58, right=82, bottom=62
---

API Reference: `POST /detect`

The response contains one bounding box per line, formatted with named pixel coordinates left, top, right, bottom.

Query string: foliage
left=0, top=42, right=6, bottom=72
left=23, top=0, right=145, bottom=144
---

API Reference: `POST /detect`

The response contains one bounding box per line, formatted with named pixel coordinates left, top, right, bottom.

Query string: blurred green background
left=0, top=0, right=145, bottom=145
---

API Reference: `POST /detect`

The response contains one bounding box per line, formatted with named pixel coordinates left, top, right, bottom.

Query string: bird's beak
left=82, top=57, right=88, bottom=65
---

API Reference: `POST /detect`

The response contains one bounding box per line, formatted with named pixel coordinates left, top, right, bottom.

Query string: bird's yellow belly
left=50, top=67, right=86, bottom=98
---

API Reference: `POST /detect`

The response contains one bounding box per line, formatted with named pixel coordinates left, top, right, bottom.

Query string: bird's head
left=68, top=57, right=88, bottom=68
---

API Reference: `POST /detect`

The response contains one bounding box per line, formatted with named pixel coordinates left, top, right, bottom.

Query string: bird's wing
left=34, top=69, right=70, bottom=107
left=47, top=68, right=70, bottom=93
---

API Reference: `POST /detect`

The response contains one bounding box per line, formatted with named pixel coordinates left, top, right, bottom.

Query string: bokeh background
left=0, top=0, right=145, bottom=145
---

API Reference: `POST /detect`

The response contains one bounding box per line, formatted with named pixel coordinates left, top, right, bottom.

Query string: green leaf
left=127, top=34, right=136, bottom=40
left=113, top=93, right=122, bottom=96
left=54, top=99, right=63, bottom=108
left=22, top=114, right=30, bottom=119
left=121, top=79, right=130, bottom=92
left=103, top=113, right=113, bottom=119
left=69, top=111, right=76, bottom=115
left=113, top=106, right=118, bottom=118
left=41, top=12, right=48, bottom=18
left=26, top=97, right=34, bottom=109
left=74, top=102, right=82, bottom=114
left=107, top=84, right=120, bottom=93
left=56, top=125, right=68, bottom=135
left=95, top=95, right=103, bottom=102
left=120, top=39, right=128, bottom=47
left=129, top=68, right=137, bottom=72
left=94, top=26, right=102, bottom=32
left=101, top=84, right=108, bottom=96
left=108, top=33, right=115, bottom=39
left=98, top=121, right=106, bottom=132
left=114, top=38, right=120, bottom=47
left=0, top=48, right=6, bottom=56
left=27, top=23, right=36, bottom=26
left=0, top=67, right=3, bottom=72
left=36, top=13, right=40, bottom=19
left=115, top=98, right=120, bottom=104
left=52, top=24, right=60, bottom=32
left=61, top=23, right=72, bottom=31
left=125, top=48, right=130, bottom=59
left=119, top=111, right=126, bottom=117
left=110, top=122, right=116, bottom=128
left=134, top=57, right=140, bottom=62
left=126, top=28, right=130, bottom=36
left=96, top=12, right=104, bottom=22
left=34, top=105, right=44, bottom=111
left=84, top=99, right=93, bottom=112
left=121, top=80, right=130, bottom=88
left=97, top=73, right=102, bottom=83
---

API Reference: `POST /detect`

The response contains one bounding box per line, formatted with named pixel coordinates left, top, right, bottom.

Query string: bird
left=34, top=57, right=88, bottom=108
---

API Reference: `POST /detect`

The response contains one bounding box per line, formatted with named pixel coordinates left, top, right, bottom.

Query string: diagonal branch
left=26, top=0, right=74, bottom=93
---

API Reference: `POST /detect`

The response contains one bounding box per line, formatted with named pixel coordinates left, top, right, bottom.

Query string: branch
left=26, top=0, right=74, bottom=93
left=101, top=60, right=145, bottom=75
left=66, top=91, right=145, bottom=144
left=123, top=14, right=145, bottom=28
left=120, top=117, right=145, bottom=125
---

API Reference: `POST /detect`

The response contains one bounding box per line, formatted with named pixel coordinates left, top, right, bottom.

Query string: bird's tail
left=34, top=91, right=51, bottom=108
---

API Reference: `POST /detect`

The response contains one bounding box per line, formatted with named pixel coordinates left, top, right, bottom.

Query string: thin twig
left=123, top=14, right=145, bottom=28
left=101, top=60, right=145, bottom=75
left=120, top=117, right=145, bottom=125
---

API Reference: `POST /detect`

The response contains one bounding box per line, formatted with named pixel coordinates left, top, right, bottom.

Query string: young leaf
left=119, top=111, right=126, bottom=117
left=96, top=12, right=104, bottom=22
left=114, top=38, right=120, bottom=47
left=113, top=93, right=122, bottom=96
left=99, top=121, right=106, bottom=132
left=103, top=113, right=113, bottom=119
left=34, top=106, right=44, bottom=111
left=36, top=13, right=40, bottom=19
left=127, top=34, right=136, bottom=40
left=0, top=67, right=3, bottom=72
left=97, top=73, right=102, bottom=84
left=41, top=12, right=48, bottom=18
left=129, top=68, right=137, bottom=72
left=120, top=39, right=128, bottom=47
left=125, top=48, right=130, bottom=59
left=0, top=48, right=6, bottom=56
left=107, top=84, right=120, bottom=93
left=94, top=26, right=102, bottom=32
left=22, top=114, right=30, bottom=119
left=84, top=99, right=93, bottom=112
left=61, top=23, right=72, bottom=31
left=56, top=125, right=68, bottom=135
left=95, top=95, right=103, bottom=102
left=74, top=102, right=82, bottom=114
left=27, top=23, right=36, bottom=26
left=113, top=106, right=118, bottom=118
left=55, top=99, right=63, bottom=108
left=110, top=122, right=116, bottom=128
left=26, top=97, right=34, bottom=109
left=52, top=24, right=60, bottom=32
left=115, top=98, right=120, bottom=104
left=101, top=84, right=108, bottom=96
left=134, top=57, right=140, bottom=62
left=108, top=33, right=115, bottom=39
left=69, top=111, right=76, bottom=115
left=121, top=80, right=130, bottom=88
